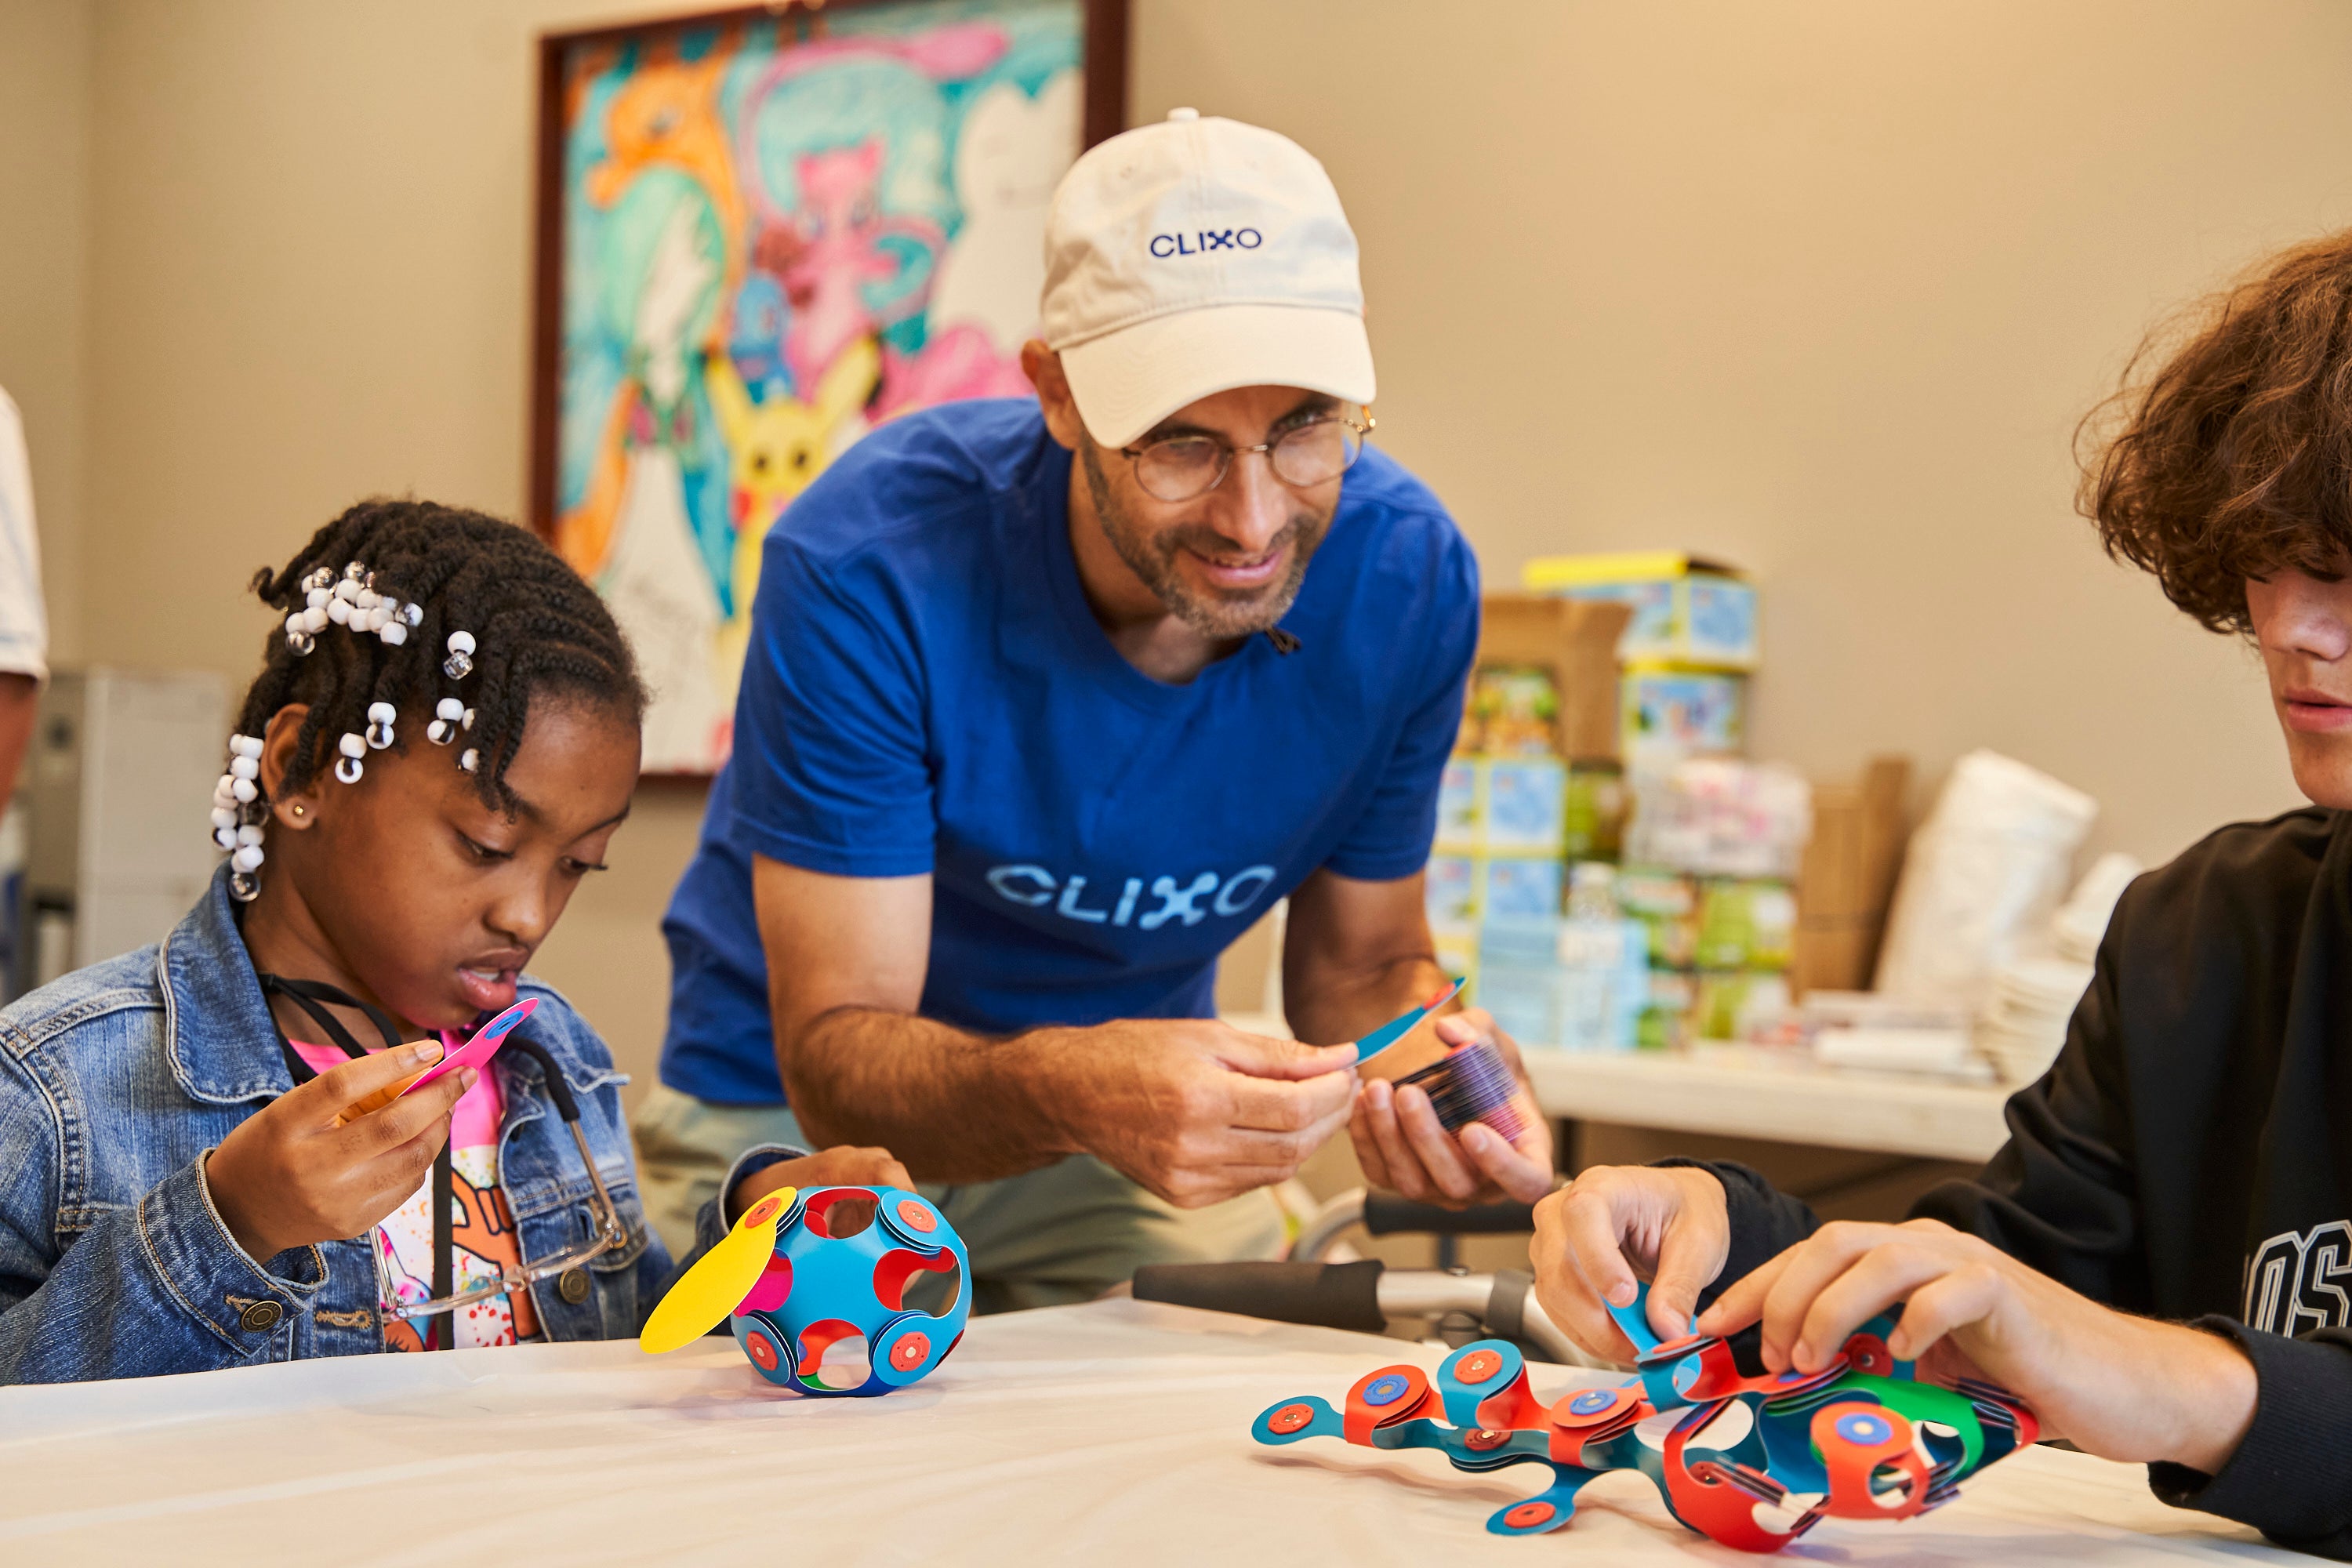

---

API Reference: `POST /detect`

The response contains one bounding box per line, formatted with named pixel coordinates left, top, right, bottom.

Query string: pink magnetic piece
left=398, top=997, right=537, bottom=1098
left=740, top=1253, right=793, bottom=1314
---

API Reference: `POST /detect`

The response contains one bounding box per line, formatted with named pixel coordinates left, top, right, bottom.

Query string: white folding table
left=0, top=1299, right=2294, bottom=1564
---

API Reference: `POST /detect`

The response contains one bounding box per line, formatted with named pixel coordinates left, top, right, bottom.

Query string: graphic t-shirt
left=288, top=1037, right=542, bottom=1351
left=659, top=397, right=1480, bottom=1105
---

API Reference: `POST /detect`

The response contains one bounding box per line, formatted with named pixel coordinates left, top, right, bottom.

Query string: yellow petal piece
left=640, top=1185, right=797, bottom=1354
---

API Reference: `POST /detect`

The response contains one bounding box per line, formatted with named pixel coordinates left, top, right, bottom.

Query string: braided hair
left=234, top=499, right=644, bottom=815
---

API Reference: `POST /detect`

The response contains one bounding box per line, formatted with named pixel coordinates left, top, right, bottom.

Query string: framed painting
left=532, top=0, right=1128, bottom=772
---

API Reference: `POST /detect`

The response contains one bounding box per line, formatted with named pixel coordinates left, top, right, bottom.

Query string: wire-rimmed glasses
left=1120, top=409, right=1376, bottom=503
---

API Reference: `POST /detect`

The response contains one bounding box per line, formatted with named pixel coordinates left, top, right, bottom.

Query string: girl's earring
left=289, top=802, right=307, bottom=818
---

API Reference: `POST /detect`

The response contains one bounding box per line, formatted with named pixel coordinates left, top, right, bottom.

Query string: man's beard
left=1080, top=444, right=1328, bottom=641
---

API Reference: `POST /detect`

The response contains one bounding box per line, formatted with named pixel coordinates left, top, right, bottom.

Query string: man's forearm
left=1283, top=951, right=1447, bottom=1048
left=778, top=1004, right=1078, bottom=1183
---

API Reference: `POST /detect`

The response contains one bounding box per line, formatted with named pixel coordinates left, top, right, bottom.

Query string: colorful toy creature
left=1250, top=1287, right=2037, bottom=1552
left=642, top=1183, right=969, bottom=1396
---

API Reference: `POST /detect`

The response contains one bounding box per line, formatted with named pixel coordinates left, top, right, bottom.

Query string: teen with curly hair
left=1526, top=232, right=2352, bottom=1557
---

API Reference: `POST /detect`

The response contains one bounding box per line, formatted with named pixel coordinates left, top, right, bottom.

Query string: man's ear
left=1021, top=340, right=1092, bottom=454
left=259, top=704, right=323, bottom=831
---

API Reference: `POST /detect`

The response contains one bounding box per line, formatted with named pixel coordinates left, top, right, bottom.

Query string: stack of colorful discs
left=1396, top=1039, right=1526, bottom=1142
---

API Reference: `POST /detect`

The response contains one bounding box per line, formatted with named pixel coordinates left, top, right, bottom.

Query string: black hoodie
left=1686, top=807, right=2352, bottom=1557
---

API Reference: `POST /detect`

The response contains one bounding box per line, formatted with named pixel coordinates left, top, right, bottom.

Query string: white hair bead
left=333, top=577, right=360, bottom=603
left=230, top=755, right=259, bottom=781
left=459, top=748, right=479, bottom=773
left=339, top=732, right=367, bottom=759
left=213, top=826, right=238, bottom=850
left=435, top=698, right=464, bottom=721
left=379, top=621, right=407, bottom=646
left=354, top=587, right=379, bottom=611
left=403, top=602, right=423, bottom=627
left=462, top=707, right=476, bottom=731
left=231, top=777, right=258, bottom=803
left=335, top=755, right=363, bottom=785
left=303, top=606, right=329, bottom=633
left=209, top=805, right=236, bottom=829
left=426, top=720, right=450, bottom=744
left=306, top=587, right=330, bottom=610
left=231, top=844, right=264, bottom=873
left=365, top=702, right=397, bottom=750
left=446, top=630, right=476, bottom=656
left=235, top=823, right=264, bottom=847
left=230, top=735, right=263, bottom=759
left=326, top=597, right=352, bottom=625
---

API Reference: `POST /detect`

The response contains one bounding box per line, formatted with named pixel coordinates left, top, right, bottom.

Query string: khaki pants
left=631, top=1083, right=1287, bottom=1314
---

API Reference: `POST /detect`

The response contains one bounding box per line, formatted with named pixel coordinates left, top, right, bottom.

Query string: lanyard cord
left=256, top=974, right=590, bottom=1348
left=257, top=972, right=456, bottom=1350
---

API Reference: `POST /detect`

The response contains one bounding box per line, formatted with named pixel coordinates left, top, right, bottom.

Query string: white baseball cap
left=1040, top=108, right=1375, bottom=449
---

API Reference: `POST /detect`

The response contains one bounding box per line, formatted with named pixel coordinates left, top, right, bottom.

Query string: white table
left=0, top=1301, right=2293, bottom=1564
left=1522, top=1044, right=2016, bottom=1163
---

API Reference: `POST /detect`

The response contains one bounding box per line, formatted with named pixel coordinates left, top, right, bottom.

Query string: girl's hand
left=1699, top=1218, right=2259, bottom=1472
left=1348, top=1010, right=1555, bottom=1207
left=206, top=1043, right=474, bottom=1262
left=728, top=1144, right=913, bottom=1222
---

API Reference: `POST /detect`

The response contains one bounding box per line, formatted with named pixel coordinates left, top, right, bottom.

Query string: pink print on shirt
left=288, top=1036, right=543, bottom=1350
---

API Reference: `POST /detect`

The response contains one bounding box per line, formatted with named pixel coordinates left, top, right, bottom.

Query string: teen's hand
left=1036, top=1019, right=1359, bottom=1210
left=1700, top=1218, right=2259, bottom=1471
left=1350, top=1010, right=1554, bottom=1208
left=727, top=1145, right=913, bottom=1222
left=205, top=1042, right=473, bottom=1263
left=1530, top=1163, right=1730, bottom=1359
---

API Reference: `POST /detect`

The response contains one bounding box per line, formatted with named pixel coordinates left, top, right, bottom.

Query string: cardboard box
left=1474, top=595, right=1634, bottom=761
left=1792, top=756, right=1911, bottom=994
left=1521, top=551, right=1759, bottom=670
left=1622, top=666, right=1747, bottom=764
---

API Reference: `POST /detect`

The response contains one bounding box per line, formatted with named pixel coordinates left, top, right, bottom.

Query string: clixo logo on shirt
left=1149, top=227, right=1263, bottom=258
left=2245, top=1220, right=2352, bottom=1336
left=985, top=862, right=1278, bottom=930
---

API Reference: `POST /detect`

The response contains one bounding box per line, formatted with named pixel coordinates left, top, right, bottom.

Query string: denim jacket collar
left=160, top=866, right=297, bottom=1106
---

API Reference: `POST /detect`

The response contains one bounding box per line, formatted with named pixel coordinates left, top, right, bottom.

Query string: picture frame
left=529, top=0, right=1129, bottom=773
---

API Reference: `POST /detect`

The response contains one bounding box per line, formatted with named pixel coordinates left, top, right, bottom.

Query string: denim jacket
left=0, top=868, right=775, bottom=1384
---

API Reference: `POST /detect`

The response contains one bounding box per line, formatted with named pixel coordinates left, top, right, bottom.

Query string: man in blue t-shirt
left=637, top=111, right=1558, bottom=1305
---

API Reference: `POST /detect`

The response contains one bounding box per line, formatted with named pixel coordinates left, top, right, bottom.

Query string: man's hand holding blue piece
left=1348, top=1009, right=1555, bottom=1208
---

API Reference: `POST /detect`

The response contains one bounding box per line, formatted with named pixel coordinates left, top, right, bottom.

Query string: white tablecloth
left=0, top=1300, right=2301, bottom=1564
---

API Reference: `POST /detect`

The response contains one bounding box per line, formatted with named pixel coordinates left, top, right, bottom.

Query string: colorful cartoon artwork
left=546, top=1, right=1087, bottom=771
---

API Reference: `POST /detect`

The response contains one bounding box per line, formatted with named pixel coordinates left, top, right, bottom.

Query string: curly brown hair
left=2082, top=229, right=2352, bottom=633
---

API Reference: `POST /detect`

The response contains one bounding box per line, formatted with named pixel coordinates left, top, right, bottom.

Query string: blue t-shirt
left=659, top=399, right=1479, bottom=1105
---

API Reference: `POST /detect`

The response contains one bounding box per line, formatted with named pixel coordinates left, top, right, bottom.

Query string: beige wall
left=0, top=0, right=93, bottom=664
left=16, top=0, right=2349, bottom=1094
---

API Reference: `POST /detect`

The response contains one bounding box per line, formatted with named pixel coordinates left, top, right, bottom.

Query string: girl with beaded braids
left=0, top=499, right=904, bottom=1382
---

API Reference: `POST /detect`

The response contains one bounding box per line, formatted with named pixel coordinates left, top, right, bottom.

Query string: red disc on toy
left=1465, top=1427, right=1511, bottom=1451
left=895, top=1199, right=938, bottom=1233
left=890, top=1332, right=931, bottom=1371
left=1844, top=1333, right=1895, bottom=1377
left=1504, top=1502, right=1555, bottom=1529
left=1457, top=1349, right=1503, bottom=1385
left=1269, top=1402, right=1316, bottom=1435
left=745, top=1330, right=780, bottom=1372
left=745, top=1192, right=787, bottom=1228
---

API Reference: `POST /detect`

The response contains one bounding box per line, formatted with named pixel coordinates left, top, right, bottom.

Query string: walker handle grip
left=1131, top=1260, right=1388, bottom=1334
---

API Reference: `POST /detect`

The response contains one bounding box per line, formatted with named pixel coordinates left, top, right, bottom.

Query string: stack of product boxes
left=1437, top=554, right=1802, bottom=1050
left=1527, top=554, right=1804, bottom=1047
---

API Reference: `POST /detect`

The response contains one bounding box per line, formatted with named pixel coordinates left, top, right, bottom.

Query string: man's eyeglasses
left=1120, top=409, right=1375, bottom=503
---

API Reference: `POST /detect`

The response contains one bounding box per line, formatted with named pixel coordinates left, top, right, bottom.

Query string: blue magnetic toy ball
left=726, top=1185, right=971, bottom=1397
